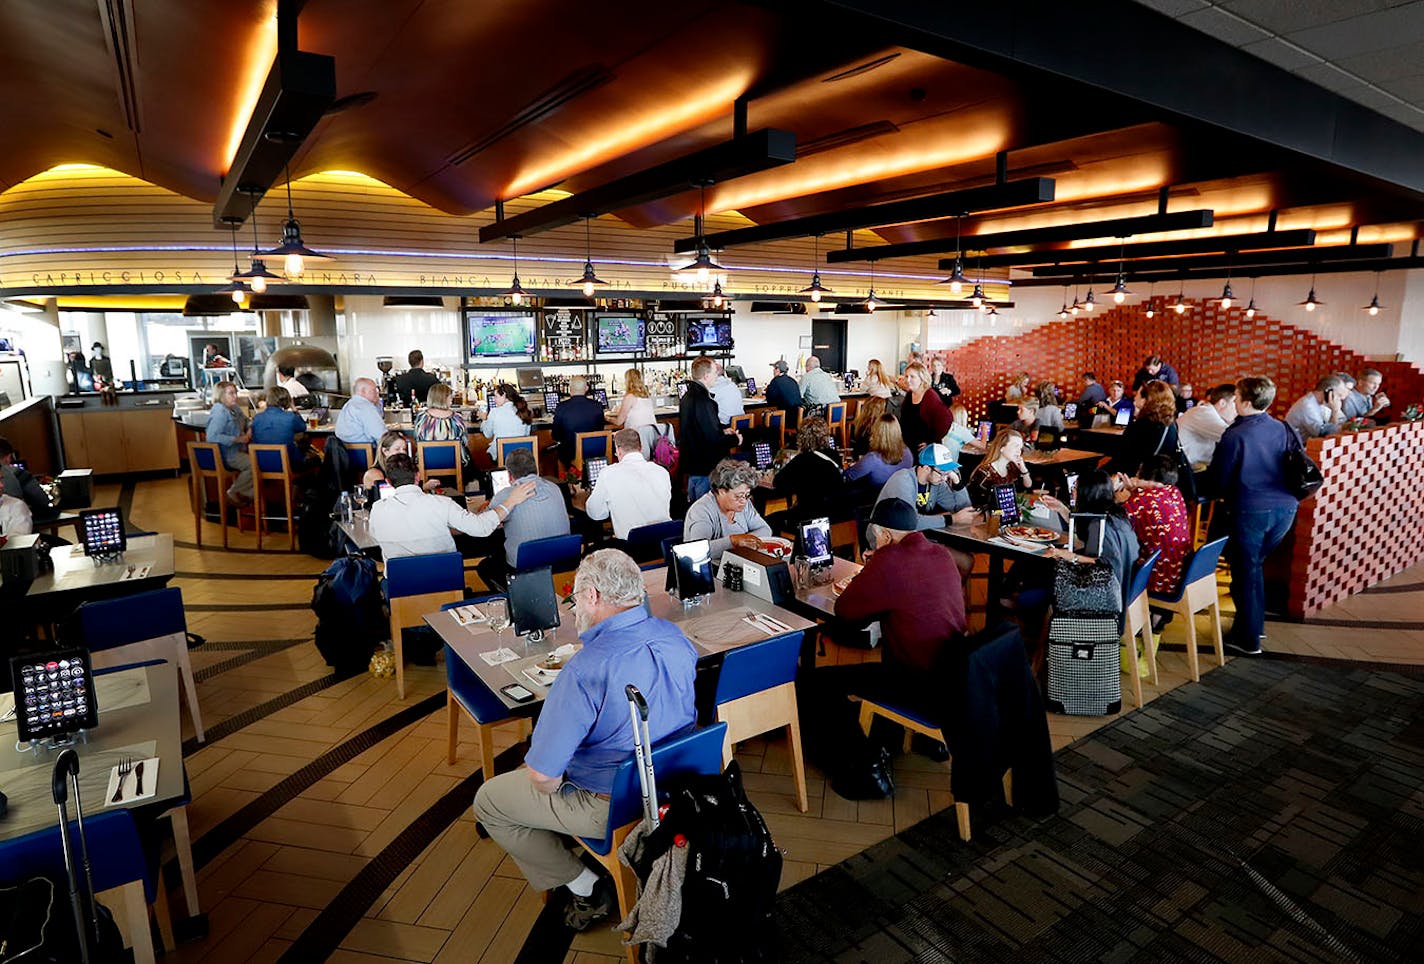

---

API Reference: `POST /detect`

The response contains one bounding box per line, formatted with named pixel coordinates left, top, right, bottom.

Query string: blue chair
left=1149, top=536, right=1229, bottom=682
left=494, top=435, right=537, bottom=465
left=78, top=588, right=203, bottom=743
left=418, top=440, right=465, bottom=492
left=574, top=430, right=613, bottom=468
left=513, top=533, right=582, bottom=573
left=186, top=441, right=228, bottom=549
left=250, top=443, right=297, bottom=551
left=576, top=722, right=727, bottom=950
left=714, top=631, right=807, bottom=812
left=626, top=519, right=683, bottom=565
left=440, top=600, right=531, bottom=777
left=344, top=442, right=375, bottom=473
left=762, top=408, right=786, bottom=448
left=1, top=809, right=159, bottom=962
left=1121, top=550, right=1161, bottom=707
left=387, top=552, right=466, bottom=699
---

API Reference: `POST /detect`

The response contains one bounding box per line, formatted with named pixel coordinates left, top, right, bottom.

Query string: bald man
left=799, top=354, right=841, bottom=408
left=335, top=377, right=388, bottom=445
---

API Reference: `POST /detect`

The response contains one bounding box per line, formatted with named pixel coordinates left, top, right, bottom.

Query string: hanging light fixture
left=1144, top=282, right=1156, bottom=319
left=501, top=236, right=528, bottom=305
left=707, top=280, right=726, bottom=310
left=1217, top=255, right=1235, bottom=309
left=259, top=162, right=331, bottom=277
left=863, top=261, right=882, bottom=312
left=231, top=210, right=284, bottom=294
left=799, top=234, right=833, bottom=302
left=1244, top=277, right=1258, bottom=319
left=677, top=184, right=725, bottom=281
left=1057, top=284, right=1069, bottom=320
left=986, top=304, right=1000, bottom=323
left=938, top=214, right=967, bottom=294
left=1173, top=283, right=1188, bottom=315
left=1362, top=272, right=1383, bottom=315
left=214, top=222, right=251, bottom=306
left=1298, top=274, right=1323, bottom=312
left=1070, top=284, right=1081, bottom=316
left=1110, top=240, right=1131, bottom=303
left=575, top=217, right=606, bottom=297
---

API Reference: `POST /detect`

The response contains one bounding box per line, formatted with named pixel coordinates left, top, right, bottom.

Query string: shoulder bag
left=1283, top=425, right=1324, bottom=500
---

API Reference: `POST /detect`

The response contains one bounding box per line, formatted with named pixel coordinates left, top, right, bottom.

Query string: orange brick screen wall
left=1275, top=422, right=1424, bottom=618
left=931, top=297, right=1424, bottom=420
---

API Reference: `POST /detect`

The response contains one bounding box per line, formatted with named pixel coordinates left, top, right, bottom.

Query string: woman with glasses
left=684, top=459, right=772, bottom=564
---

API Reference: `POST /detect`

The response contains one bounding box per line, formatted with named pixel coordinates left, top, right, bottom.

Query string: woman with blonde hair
left=414, top=382, right=471, bottom=465
left=941, top=403, right=977, bottom=461
left=898, top=361, right=951, bottom=453
left=361, top=430, right=439, bottom=492
left=606, top=368, right=656, bottom=430
left=862, top=359, right=894, bottom=399
left=845, top=413, right=913, bottom=487
left=849, top=394, right=887, bottom=457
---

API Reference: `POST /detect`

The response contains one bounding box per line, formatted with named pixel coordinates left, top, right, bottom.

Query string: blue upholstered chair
left=249, top=443, right=297, bottom=551
left=714, top=631, right=807, bottom=812
left=1121, top=550, right=1161, bottom=707
left=344, top=443, right=375, bottom=473
left=494, top=435, right=537, bottom=465
left=626, top=519, right=683, bottom=565
left=417, top=440, right=464, bottom=492
left=1148, top=536, right=1229, bottom=682
left=386, top=552, right=466, bottom=699
left=513, top=533, right=582, bottom=574
left=186, top=441, right=228, bottom=549
left=441, top=600, right=531, bottom=777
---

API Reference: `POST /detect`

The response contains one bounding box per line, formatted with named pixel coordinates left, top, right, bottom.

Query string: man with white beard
left=472, top=550, right=698, bottom=930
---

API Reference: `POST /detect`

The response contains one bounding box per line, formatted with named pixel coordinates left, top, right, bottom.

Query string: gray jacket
left=684, top=492, right=771, bottom=562
left=875, top=468, right=970, bottom=530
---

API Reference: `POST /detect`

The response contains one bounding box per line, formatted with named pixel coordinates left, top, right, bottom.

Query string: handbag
left=1283, top=428, right=1324, bottom=500
left=1052, top=558, right=1121, bottom=615
left=830, top=743, right=895, bottom=800
left=1153, top=424, right=1198, bottom=502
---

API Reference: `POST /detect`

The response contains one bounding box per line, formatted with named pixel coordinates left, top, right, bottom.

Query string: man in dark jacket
left=764, top=359, right=803, bottom=430
left=550, top=375, right=606, bottom=466
left=679, top=356, right=740, bottom=502
left=393, top=349, right=441, bottom=404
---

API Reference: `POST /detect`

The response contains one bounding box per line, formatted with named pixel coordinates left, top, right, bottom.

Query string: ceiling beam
left=826, top=209, right=1214, bottom=263
left=1026, top=243, right=1392, bottom=278
left=671, top=175, right=1055, bottom=252
left=480, top=129, right=796, bottom=243
left=965, top=230, right=1318, bottom=270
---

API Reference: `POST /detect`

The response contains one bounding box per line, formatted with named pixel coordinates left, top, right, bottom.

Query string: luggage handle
left=625, top=684, right=659, bottom=830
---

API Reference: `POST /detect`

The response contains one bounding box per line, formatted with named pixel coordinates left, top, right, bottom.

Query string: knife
left=134, top=759, right=145, bottom=797
left=754, top=612, right=792, bottom=632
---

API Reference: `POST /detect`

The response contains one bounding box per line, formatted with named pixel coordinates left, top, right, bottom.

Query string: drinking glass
left=351, top=486, right=367, bottom=514
left=486, top=598, right=511, bottom=640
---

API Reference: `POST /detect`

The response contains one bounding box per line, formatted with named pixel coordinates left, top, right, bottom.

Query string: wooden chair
left=249, top=444, right=297, bottom=551
left=830, top=519, right=859, bottom=562
left=573, top=430, right=614, bottom=470
left=825, top=401, right=848, bottom=448
left=729, top=413, right=755, bottom=437
left=495, top=435, right=537, bottom=465
left=441, top=601, right=531, bottom=776
left=715, top=632, right=808, bottom=812
left=186, top=441, right=228, bottom=549
left=575, top=722, right=727, bottom=964
left=386, top=552, right=466, bottom=700
left=345, top=442, right=376, bottom=474
left=1192, top=498, right=1218, bottom=550
left=1121, top=551, right=1161, bottom=707
left=417, top=439, right=465, bottom=492
left=761, top=409, right=786, bottom=449
left=1148, top=537, right=1229, bottom=682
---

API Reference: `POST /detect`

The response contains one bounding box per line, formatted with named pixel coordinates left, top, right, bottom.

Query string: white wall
left=1400, top=270, right=1424, bottom=364
left=339, top=295, right=464, bottom=388
left=727, top=303, right=912, bottom=378
left=1, top=302, right=66, bottom=397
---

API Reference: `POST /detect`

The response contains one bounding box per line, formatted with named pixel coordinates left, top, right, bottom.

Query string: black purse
left=1053, top=558, right=1122, bottom=615
left=1284, top=429, right=1324, bottom=500
left=830, top=744, right=895, bottom=800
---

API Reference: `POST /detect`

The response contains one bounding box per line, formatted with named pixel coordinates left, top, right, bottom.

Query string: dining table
left=926, top=518, right=1069, bottom=623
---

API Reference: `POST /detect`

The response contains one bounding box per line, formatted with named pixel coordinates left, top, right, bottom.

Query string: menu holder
left=992, top=485, right=1020, bottom=525
left=671, top=539, right=716, bottom=601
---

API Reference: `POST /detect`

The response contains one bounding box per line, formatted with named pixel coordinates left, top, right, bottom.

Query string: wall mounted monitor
left=685, top=316, right=733, bottom=350
left=594, top=314, right=646, bottom=354
left=465, top=311, right=537, bottom=359
left=79, top=507, right=126, bottom=556
left=10, top=649, right=99, bottom=743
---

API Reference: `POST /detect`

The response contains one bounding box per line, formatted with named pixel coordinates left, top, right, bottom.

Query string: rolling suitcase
left=1046, top=559, right=1124, bottom=716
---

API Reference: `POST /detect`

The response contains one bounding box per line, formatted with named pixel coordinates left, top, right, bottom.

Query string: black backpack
left=630, top=762, right=782, bottom=963
left=310, top=552, right=385, bottom=675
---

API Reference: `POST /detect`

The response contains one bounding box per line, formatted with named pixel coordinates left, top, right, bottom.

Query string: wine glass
left=351, top=486, right=367, bottom=515
left=486, top=597, right=511, bottom=643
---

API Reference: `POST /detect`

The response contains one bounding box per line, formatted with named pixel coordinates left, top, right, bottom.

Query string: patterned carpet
left=773, top=658, right=1424, bottom=963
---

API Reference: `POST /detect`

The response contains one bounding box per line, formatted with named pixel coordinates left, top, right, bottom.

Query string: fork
left=111, top=756, right=134, bottom=803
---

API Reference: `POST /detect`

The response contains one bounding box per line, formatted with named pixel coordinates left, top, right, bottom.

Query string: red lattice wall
left=1275, top=422, right=1424, bottom=617
left=932, top=298, right=1424, bottom=420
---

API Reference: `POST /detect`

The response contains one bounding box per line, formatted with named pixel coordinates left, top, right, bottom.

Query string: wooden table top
left=15, top=533, right=176, bottom=597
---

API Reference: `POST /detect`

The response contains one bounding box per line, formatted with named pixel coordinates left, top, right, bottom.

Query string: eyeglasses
left=725, top=488, right=752, bottom=503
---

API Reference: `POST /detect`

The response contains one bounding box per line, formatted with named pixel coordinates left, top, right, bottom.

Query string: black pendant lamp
left=215, top=222, right=251, bottom=307
left=502, top=236, right=528, bottom=305
left=938, top=214, right=968, bottom=294
left=575, top=217, right=606, bottom=297
left=799, top=234, right=833, bottom=303
left=259, top=162, right=331, bottom=276
left=232, top=210, right=285, bottom=294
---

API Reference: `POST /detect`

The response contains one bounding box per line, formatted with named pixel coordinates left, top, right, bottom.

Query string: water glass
left=486, top=598, right=511, bottom=637
left=351, top=486, right=367, bottom=514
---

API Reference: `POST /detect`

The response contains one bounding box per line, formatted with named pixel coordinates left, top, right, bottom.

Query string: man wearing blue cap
left=875, top=443, right=976, bottom=531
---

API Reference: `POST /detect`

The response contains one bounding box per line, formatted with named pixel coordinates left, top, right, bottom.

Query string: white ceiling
left=1132, top=0, right=1424, bottom=132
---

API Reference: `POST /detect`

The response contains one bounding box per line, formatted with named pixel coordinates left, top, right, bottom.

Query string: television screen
left=595, top=315, right=645, bottom=354
left=466, top=311, right=537, bottom=358
left=685, top=316, right=733, bottom=349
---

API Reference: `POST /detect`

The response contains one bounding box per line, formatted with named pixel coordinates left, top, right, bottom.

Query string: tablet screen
left=80, top=507, right=126, bottom=556
left=508, top=567, right=561, bottom=636
left=10, top=649, right=99, bottom=743
left=753, top=442, right=772, bottom=470
left=671, top=539, right=716, bottom=600
left=977, top=420, right=993, bottom=442
left=543, top=392, right=560, bottom=414
left=993, top=484, right=1020, bottom=525
left=1063, top=402, right=1078, bottom=421
left=1114, top=407, right=1132, bottom=427
left=1065, top=473, right=1079, bottom=505
left=585, top=458, right=607, bottom=486
left=593, top=389, right=609, bottom=408
left=798, top=517, right=832, bottom=566
left=745, top=378, right=757, bottom=396
left=377, top=482, right=396, bottom=501
left=490, top=470, right=512, bottom=495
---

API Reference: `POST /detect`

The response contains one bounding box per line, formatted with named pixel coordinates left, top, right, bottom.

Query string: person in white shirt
left=368, top=453, right=533, bottom=559
left=335, top=378, right=388, bottom=445
left=1285, top=375, right=1345, bottom=440
left=0, top=491, right=32, bottom=536
left=709, top=361, right=745, bottom=426
left=799, top=355, right=842, bottom=408
left=277, top=365, right=309, bottom=399
left=582, top=429, right=672, bottom=539
left=1176, top=383, right=1238, bottom=466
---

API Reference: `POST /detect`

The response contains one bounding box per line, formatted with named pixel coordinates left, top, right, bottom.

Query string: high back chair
left=442, top=602, right=531, bottom=777
left=574, top=430, right=614, bottom=469
left=714, top=631, right=808, bottom=812
left=1121, top=551, right=1160, bottom=707
left=495, top=435, right=538, bottom=465
left=78, top=587, right=204, bottom=743
left=249, top=443, right=297, bottom=551
left=186, top=441, right=228, bottom=549
left=1192, top=498, right=1219, bottom=550
left=626, top=519, right=683, bottom=565
left=345, top=442, right=375, bottom=474
left=575, top=722, right=727, bottom=963
left=825, top=401, right=848, bottom=449
left=513, top=533, right=583, bottom=597
left=729, top=413, right=755, bottom=437
left=830, top=519, right=860, bottom=562
left=1148, top=536, right=1229, bottom=682
left=417, top=439, right=465, bottom=492
left=761, top=409, right=786, bottom=449
left=386, top=552, right=466, bottom=699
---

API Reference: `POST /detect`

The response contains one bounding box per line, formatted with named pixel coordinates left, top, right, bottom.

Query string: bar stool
left=495, top=435, right=537, bottom=465
left=249, top=444, right=297, bottom=551
left=573, top=431, right=614, bottom=470
left=761, top=409, right=786, bottom=449
left=186, top=442, right=228, bottom=549
left=417, top=440, right=465, bottom=492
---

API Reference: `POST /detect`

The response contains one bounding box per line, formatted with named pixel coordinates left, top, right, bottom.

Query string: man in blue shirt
left=1075, top=372, right=1108, bottom=423
left=474, top=549, right=697, bottom=930
left=764, top=359, right=803, bottom=429
left=550, top=375, right=606, bottom=466
left=1202, top=375, right=1299, bottom=656
left=205, top=381, right=254, bottom=504
left=335, top=377, right=388, bottom=445
left=1131, top=355, right=1180, bottom=392
left=250, top=385, right=308, bottom=466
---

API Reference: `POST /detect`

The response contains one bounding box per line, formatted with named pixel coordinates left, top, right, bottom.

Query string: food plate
left=758, top=536, right=794, bottom=559
left=833, top=577, right=854, bottom=595
left=1002, top=524, right=1059, bottom=544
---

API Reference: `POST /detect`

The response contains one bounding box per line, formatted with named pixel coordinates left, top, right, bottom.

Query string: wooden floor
left=98, top=474, right=1424, bottom=963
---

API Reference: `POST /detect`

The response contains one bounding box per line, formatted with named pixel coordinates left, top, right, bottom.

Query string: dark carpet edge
left=193, top=638, right=312, bottom=682
left=184, top=602, right=311, bottom=612
left=174, top=570, right=324, bottom=581
left=182, top=671, right=352, bottom=756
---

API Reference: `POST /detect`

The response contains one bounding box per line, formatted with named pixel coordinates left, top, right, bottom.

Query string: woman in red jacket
left=898, top=362, right=951, bottom=453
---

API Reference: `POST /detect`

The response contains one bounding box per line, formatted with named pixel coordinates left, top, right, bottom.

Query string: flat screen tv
left=465, top=311, right=537, bottom=359
left=685, top=316, right=733, bottom=350
left=595, top=314, right=646, bottom=354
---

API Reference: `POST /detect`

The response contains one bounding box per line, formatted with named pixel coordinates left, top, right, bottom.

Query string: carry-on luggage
left=1046, top=559, right=1124, bottom=716
left=620, top=685, right=782, bottom=963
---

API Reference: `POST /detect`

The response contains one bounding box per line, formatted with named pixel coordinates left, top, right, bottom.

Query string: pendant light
left=938, top=214, right=967, bottom=294
left=1109, top=241, right=1131, bottom=303
left=1144, top=282, right=1155, bottom=319
left=799, top=234, right=833, bottom=302
left=1362, top=272, right=1383, bottom=315
left=1297, top=274, right=1323, bottom=312
left=1244, top=277, right=1258, bottom=319
left=216, top=222, right=251, bottom=307
left=575, top=217, right=606, bottom=298
left=863, top=261, right=882, bottom=312
left=1057, top=285, right=1069, bottom=320
left=501, top=236, right=528, bottom=305
left=1173, top=283, right=1188, bottom=315
left=708, top=280, right=726, bottom=310
left=677, top=184, right=725, bottom=281
left=232, top=210, right=284, bottom=294
left=1217, top=256, right=1235, bottom=309
left=1070, top=284, right=1081, bottom=316
left=1082, top=269, right=1096, bottom=312
left=259, top=161, right=331, bottom=276
left=986, top=304, right=1000, bottom=324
